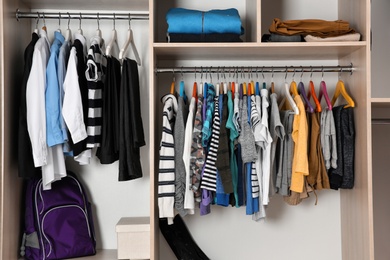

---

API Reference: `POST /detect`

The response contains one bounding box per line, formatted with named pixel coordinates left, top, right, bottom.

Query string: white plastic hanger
left=77, top=13, right=83, bottom=35
left=90, top=13, right=104, bottom=46
left=34, top=12, right=39, bottom=34
left=119, top=14, right=141, bottom=65
left=106, top=14, right=119, bottom=57
left=65, top=12, right=72, bottom=41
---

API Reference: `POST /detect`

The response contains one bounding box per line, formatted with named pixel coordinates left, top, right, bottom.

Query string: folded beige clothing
left=269, top=18, right=355, bottom=37
left=304, top=33, right=361, bottom=42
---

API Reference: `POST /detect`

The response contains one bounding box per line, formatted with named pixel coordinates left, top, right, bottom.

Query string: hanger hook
left=262, top=66, right=265, bottom=81
left=217, top=66, right=220, bottom=81
left=128, top=14, right=131, bottom=29
left=42, top=12, right=46, bottom=26
left=58, top=12, right=61, bottom=28
left=181, top=66, right=183, bottom=80
left=195, top=67, right=197, bottom=82
left=201, top=66, right=203, bottom=80
left=310, top=66, right=313, bottom=79
left=113, top=13, right=116, bottom=29
left=300, top=66, right=304, bottom=81
left=210, top=67, right=213, bottom=82
left=285, top=67, right=288, bottom=80
left=67, top=12, right=70, bottom=29
left=79, top=13, right=82, bottom=30
left=293, top=68, right=296, bottom=80
left=271, top=67, right=274, bottom=82
left=322, top=66, right=324, bottom=80
left=35, top=12, right=40, bottom=30
left=339, top=65, right=342, bottom=80
left=97, top=13, right=100, bottom=29
left=223, top=67, right=226, bottom=80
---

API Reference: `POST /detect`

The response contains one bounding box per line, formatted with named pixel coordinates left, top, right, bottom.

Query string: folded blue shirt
left=166, top=8, right=244, bottom=35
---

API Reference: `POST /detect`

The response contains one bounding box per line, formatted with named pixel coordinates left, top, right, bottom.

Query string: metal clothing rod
left=155, top=64, right=354, bottom=75
left=15, top=9, right=149, bottom=21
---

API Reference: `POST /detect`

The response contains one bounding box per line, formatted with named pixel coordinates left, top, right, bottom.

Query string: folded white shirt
left=304, top=33, right=361, bottom=42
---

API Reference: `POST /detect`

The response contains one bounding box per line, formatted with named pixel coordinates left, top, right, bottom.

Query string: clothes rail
left=155, top=64, right=354, bottom=75
left=15, top=9, right=149, bottom=21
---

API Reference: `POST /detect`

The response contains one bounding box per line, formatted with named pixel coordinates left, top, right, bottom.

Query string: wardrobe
left=0, top=0, right=375, bottom=260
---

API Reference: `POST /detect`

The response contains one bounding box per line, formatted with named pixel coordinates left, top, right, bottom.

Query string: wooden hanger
left=307, top=80, right=322, bottom=112
left=169, top=71, right=175, bottom=95
left=318, top=80, right=332, bottom=110
left=106, top=14, right=118, bottom=57
left=119, top=15, right=141, bottom=65
left=331, top=79, right=355, bottom=108
left=41, top=13, right=47, bottom=32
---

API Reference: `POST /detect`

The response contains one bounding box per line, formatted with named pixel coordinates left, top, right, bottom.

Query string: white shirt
left=183, top=97, right=196, bottom=215
left=26, top=29, right=50, bottom=167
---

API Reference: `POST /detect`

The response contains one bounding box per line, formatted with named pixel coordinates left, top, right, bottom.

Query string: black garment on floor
left=328, top=105, right=355, bottom=189
left=159, top=214, right=210, bottom=260
left=168, top=33, right=242, bottom=42
left=97, top=56, right=121, bottom=164
left=118, top=59, right=145, bottom=181
left=18, top=32, right=41, bottom=178
left=71, top=39, right=89, bottom=157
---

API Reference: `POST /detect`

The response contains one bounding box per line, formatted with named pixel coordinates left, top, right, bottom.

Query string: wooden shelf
left=72, top=249, right=117, bottom=260
left=371, top=98, right=390, bottom=107
left=20, top=0, right=149, bottom=11
left=153, top=41, right=367, bottom=60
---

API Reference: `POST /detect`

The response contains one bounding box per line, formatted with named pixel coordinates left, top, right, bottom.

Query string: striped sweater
left=158, top=94, right=178, bottom=224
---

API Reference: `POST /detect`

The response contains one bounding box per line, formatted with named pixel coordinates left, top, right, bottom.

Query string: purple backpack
left=21, top=172, right=96, bottom=260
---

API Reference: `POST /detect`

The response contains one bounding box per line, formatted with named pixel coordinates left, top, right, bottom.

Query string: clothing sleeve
left=26, top=48, right=48, bottom=167
left=62, top=48, right=88, bottom=143
left=46, top=54, right=63, bottom=147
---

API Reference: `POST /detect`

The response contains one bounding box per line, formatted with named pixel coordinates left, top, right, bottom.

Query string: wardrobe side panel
left=0, top=0, right=30, bottom=259
left=340, top=47, right=373, bottom=260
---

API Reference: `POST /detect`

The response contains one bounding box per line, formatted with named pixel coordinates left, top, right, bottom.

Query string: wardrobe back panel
left=0, top=0, right=31, bottom=259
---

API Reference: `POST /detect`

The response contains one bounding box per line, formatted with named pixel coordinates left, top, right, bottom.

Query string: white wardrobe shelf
left=153, top=41, right=367, bottom=60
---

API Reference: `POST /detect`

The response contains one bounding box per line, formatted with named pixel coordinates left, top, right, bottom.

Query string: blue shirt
left=46, top=31, right=65, bottom=147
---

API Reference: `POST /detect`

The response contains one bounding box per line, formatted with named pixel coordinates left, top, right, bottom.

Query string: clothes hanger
left=271, top=68, right=275, bottom=94
left=106, top=13, right=119, bottom=57
left=297, top=70, right=315, bottom=113
left=119, top=14, right=141, bottom=65
left=77, top=13, right=83, bottom=35
left=308, top=81, right=322, bottom=112
left=280, top=69, right=299, bottom=115
left=169, top=70, right=175, bottom=95
left=34, top=13, right=39, bottom=34
left=318, top=67, right=333, bottom=110
left=65, top=12, right=72, bottom=41
left=262, top=67, right=267, bottom=90
left=57, top=13, right=61, bottom=33
left=90, top=13, right=104, bottom=46
left=290, top=69, right=299, bottom=97
left=179, top=68, right=187, bottom=102
left=41, top=13, right=47, bottom=32
left=192, top=68, right=198, bottom=103
left=331, top=69, right=355, bottom=108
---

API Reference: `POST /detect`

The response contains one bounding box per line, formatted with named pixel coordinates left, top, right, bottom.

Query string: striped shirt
left=158, top=94, right=178, bottom=224
left=200, top=95, right=221, bottom=192
left=85, top=43, right=107, bottom=148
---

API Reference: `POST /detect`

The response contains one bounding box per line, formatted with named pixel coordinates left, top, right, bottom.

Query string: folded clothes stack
left=262, top=18, right=360, bottom=42
left=166, top=8, right=244, bottom=42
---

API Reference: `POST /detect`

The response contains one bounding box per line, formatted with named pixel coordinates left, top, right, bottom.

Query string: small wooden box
left=116, top=217, right=150, bottom=260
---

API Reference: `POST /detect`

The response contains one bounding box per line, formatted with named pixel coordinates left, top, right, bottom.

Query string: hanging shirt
left=18, top=32, right=41, bottom=178
left=268, top=93, right=285, bottom=196
left=96, top=55, right=121, bottom=164
left=57, top=38, right=71, bottom=153
left=225, top=89, right=239, bottom=207
left=249, top=94, right=261, bottom=199
left=183, top=97, right=196, bottom=214
left=276, top=111, right=294, bottom=196
left=119, top=59, right=145, bottom=181
left=26, top=29, right=50, bottom=168
left=63, top=33, right=90, bottom=165
left=290, top=95, right=309, bottom=193
left=158, top=94, right=178, bottom=225
left=216, top=93, right=233, bottom=193
left=42, top=31, right=67, bottom=189
left=202, top=84, right=215, bottom=147
left=189, top=92, right=204, bottom=202
left=320, top=109, right=338, bottom=170
left=259, top=89, right=273, bottom=205
left=201, top=95, right=221, bottom=192
left=85, top=38, right=106, bottom=148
